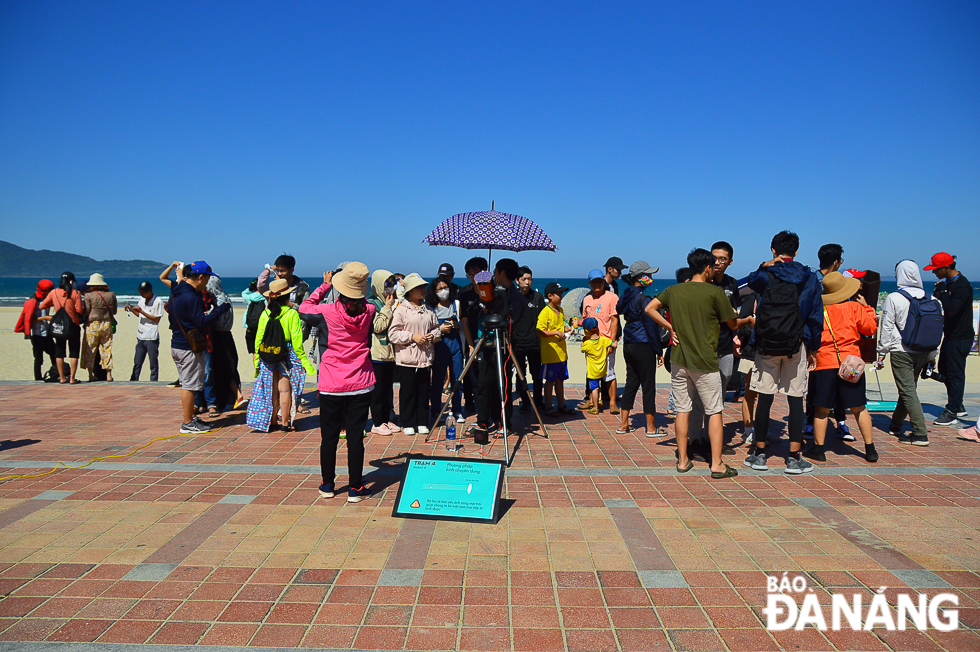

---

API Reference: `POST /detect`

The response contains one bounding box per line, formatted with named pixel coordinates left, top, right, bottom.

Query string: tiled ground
left=0, top=382, right=978, bottom=651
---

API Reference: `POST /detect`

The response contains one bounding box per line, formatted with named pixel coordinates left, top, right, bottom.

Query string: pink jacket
left=389, top=302, right=441, bottom=368
left=299, top=283, right=376, bottom=393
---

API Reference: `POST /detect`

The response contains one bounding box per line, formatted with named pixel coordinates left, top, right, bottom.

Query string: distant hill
left=0, top=240, right=165, bottom=278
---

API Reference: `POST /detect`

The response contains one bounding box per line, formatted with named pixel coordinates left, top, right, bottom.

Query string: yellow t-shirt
left=581, top=336, right=611, bottom=380
left=536, top=305, right=567, bottom=364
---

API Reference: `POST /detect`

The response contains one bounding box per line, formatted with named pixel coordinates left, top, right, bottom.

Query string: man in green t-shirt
left=645, top=248, right=754, bottom=478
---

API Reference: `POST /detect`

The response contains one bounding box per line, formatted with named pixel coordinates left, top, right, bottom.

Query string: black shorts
left=809, top=368, right=866, bottom=411
left=53, top=324, right=81, bottom=359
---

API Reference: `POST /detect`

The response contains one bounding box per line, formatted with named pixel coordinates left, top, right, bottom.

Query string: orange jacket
left=815, top=302, right=877, bottom=371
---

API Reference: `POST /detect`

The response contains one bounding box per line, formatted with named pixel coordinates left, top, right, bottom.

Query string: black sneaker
left=909, top=435, right=930, bottom=446
left=519, top=403, right=531, bottom=414
left=180, top=420, right=212, bottom=434
left=933, top=411, right=962, bottom=427
left=802, top=446, right=826, bottom=462
left=168, top=379, right=181, bottom=388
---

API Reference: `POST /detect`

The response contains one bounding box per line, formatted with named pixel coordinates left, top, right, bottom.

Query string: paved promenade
left=0, top=382, right=978, bottom=651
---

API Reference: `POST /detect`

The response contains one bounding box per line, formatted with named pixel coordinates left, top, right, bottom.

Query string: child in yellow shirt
left=536, top=283, right=573, bottom=417
left=581, top=317, right=612, bottom=415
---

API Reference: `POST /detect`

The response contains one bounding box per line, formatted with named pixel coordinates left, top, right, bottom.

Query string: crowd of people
left=15, top=233, right=978, bottom=499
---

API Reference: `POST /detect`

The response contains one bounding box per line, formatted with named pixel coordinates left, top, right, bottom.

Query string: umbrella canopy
left=422, top=209, right=557, bottom=254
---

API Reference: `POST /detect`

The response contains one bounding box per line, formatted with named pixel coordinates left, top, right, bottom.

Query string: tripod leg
left=425, top=336, right=485, bottom=443
left=509, top=342, right=549, bottom=439
left=494, top=337, right=510, bottom=466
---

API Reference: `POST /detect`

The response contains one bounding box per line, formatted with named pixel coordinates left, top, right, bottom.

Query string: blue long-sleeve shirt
left=167, top=280, right=231, bottom=350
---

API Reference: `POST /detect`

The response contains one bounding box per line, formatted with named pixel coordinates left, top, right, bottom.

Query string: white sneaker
left=418, top=426, right=430, bottom=435
left=402, top=427, right=416, bottom=436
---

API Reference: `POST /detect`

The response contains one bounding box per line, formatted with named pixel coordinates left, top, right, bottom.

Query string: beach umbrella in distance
left=562, top=287, right=590, bottom=321
left=422, top=201, right=557, bottom=265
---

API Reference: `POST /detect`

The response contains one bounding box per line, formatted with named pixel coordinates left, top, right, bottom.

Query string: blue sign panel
left=392, top=455, right=506, bottom=524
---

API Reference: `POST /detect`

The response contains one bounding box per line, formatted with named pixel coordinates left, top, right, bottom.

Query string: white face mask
left=436, top=289, right=450, bottom=301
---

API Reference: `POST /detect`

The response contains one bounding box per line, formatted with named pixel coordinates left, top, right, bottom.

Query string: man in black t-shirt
left=512, top=266, right=546, bottom=412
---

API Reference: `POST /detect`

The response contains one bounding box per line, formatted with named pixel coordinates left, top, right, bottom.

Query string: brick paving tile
left=199, top=622, right=259, bottom=646
left=96, top=619, right=162, bottom=643
left=513, top=627, right=565, bottom=652
left=46, top=618, right=113, bottom=642
left=148, top=620, right=208, bottom=644
left=352, top=625, right=408, bottom=650
left=459, top=626, right=511, bottom=651
left=0, top=618, right=67, bottom=642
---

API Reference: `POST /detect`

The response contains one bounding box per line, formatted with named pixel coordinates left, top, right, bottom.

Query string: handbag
left=824, top=308, right=864, bottom=383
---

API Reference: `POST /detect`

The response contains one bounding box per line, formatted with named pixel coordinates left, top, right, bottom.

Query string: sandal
left=281, top=424, right=294, bottom=433
left=587, top=407, right=599, bottom=415
left=208, top=407, right=220, bottom=418
left=710, top=464, right=739, bottom=479
left=646, top=426, right=670, bottom=438
left=298, top=405, right=311, bottom=415
left=616, top=426, right=637, bottom=434
left=676, top=460, right=694, bottom=473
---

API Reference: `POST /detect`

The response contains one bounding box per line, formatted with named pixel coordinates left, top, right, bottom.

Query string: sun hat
left=588, top=268, right=605, bottom=282
left=402, top=273, right=429, bottom=295
left=582, top=317, right=599, bottom=330
left=86, top=273, right=106, bottom=287
left=842, top=268, right=867, bottom=279
left=188, top=261, right=219, bottom=277
left=603, top=256, right=627, bottom=271
left=923, top=252, right=955, bottom=271
left=821, top=271, right=861, bottom=305
left=627, top=260, right=659, bottom=277
left=332, top=261, right=370, bottom=299
left=544, top=282, right=569, bottom=296
left=263, top=277, right=297, bottom=299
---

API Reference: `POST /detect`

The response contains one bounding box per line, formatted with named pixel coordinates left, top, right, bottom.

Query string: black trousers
left=463, top=343, right=479, bottom=412
left=131, top=339, right=160, bottom=381
left=319, top=391, right=370, bottom=488
left=621, top=342, right=658, bottom=414
left=397, top=365, right=431, bottom=430
left=938, top=337, right=972, bottom=414
left=370, top=361, right=395, bottom=426
left=31, top=335, right=56, bottom=380
left=512, top=344, right=542, bottom=406
left=477, top=346, right=513, bottom=428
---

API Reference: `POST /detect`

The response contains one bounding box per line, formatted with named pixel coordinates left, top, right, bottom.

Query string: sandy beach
left=3, top=306, right=978, bottom=411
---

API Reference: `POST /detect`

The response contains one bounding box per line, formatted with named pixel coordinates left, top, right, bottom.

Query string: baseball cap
left=603, top=256, right=627, bottom=271
left=842, top=268, right=867, bottom=279
left=923, top=252, right=955, bottom=271
left=582, top=317, right=599, bottom=330
left=544, top=282, right=569, bottom=296
left=188, top=261, right=219, bottom=277
left=437, top=262, right=455, bottom=278
left=588, top=268, right=605, bottom=282
left=627, top=260, right=659, bottom=277
left=138, top=281, right=153, bottom=292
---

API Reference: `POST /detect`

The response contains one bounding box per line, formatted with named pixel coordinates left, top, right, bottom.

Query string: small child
left=580, top=317, right=612, bottom=415
left=536, top=282, right=573, bottom=416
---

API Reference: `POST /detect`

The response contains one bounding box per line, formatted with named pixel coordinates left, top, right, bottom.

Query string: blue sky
left=1, top=1, right=977, bottom=280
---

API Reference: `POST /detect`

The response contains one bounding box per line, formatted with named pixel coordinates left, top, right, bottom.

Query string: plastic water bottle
left=445, top=417, right=456, bottom=451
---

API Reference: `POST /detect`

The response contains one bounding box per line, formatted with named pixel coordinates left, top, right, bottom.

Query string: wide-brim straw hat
left=401, top=273, right=428, bottom=295
left=821, top=271, right=861, bottom=305
left=87, top=273, right=106, bottom=287
left=333, top=262, right=370, bottom=299
left=263, top=277, right=296, bottom=299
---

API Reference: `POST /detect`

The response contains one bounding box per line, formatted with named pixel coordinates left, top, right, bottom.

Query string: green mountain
left=0, top=240, right=165, bottom=278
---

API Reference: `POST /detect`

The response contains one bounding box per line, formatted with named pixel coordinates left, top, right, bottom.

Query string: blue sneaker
left=318, top=483, right=335, bottom=499
left=347, top=485, right=371, bottom=503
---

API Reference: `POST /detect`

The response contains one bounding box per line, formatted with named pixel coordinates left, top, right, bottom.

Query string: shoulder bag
left=824, top=307, right=864, bottom=383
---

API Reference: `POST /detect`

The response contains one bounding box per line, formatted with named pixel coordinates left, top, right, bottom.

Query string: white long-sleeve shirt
left=877, top=261, right=939, bottom=358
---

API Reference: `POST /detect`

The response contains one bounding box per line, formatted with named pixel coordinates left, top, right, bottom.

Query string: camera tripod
left=425, top=315, right=549, bottom=465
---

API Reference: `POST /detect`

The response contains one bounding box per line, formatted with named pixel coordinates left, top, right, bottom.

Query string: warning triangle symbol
left=410, top=499, right=420, bottom=508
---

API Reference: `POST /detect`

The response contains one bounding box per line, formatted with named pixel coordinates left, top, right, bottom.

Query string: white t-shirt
left=137, top=296, right=165, bottom=340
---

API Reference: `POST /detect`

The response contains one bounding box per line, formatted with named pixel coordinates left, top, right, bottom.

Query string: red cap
left=923, top=252, right=955, bottom=271
left=842, top=268, right=867, bottom=279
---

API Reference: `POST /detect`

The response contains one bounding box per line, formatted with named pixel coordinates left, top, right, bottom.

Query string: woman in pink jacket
left=388, top=273, right=442, bottom=435
left=299, top=262, right=375, bottom=503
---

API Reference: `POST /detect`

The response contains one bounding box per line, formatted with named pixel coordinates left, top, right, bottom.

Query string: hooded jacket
left=741, top=260, right=823, bottom=353
left=15, top=280, right=55, bottom=339
left=299, top=282, right=377, bottom=393
left=389, top=301, right=442, bottom=368
left=167, top=280, right=232, bottom=350
left=878, top=261, right=939, bottom=357
left=367, top=269, right=395, bottom=362
left=617, top=285, right=663, bottom=355
left=206, top=276, right=235, bottom=332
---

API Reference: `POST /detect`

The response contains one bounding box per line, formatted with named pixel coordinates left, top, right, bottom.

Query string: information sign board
left=392, top=455, right=505, bottom=524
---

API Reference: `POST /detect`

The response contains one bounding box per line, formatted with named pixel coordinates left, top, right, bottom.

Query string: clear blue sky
left=1, top=1, right=977, bottom=280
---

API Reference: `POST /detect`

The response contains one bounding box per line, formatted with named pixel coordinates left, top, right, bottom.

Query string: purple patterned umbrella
left=422, top=204, right=557, bottom=260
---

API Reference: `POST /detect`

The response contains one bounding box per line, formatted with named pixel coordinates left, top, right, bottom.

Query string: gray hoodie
left=878, top=260, right=938, bottom=357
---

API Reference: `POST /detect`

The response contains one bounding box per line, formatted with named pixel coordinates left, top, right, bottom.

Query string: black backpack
left=258, top=313, right=288, bottom=364
left=755, top=271, right=804, bottom=357
left=245, top=300, right=264, bottom=332
left=50, top=296, right=72, bottom=340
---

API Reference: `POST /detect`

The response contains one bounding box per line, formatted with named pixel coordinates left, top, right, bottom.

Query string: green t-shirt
left=656, top=282, right=737, bottom=373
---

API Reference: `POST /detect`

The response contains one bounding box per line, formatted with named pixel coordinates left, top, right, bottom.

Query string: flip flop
left=615, top=426, right=637, bottom=434
left=676, top=460, right=694, bottom=473
left=545, top=408, right=561, bottom=418
left=234, top=398, right=249, bottom=410
left=646, top=426, right=670, bottom=438
left=710, top=464, right=739, bottom=479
